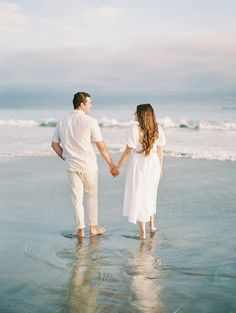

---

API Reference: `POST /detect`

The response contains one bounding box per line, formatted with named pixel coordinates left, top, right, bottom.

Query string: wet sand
left=0, top=156, right=236, bottom=313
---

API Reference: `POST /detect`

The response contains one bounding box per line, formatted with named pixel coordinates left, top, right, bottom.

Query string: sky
left=0, top=0, right=236, bottom=105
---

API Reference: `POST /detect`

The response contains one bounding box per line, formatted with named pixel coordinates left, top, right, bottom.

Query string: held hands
left=109, top=164, right=120, bottom=177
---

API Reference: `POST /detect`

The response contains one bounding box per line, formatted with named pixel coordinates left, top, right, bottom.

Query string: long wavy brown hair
left=136, top=104, right=159, bottom=156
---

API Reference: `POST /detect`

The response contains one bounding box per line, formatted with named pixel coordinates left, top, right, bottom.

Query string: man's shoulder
left=57, top=112, right=72, bottom=124
left=58, top=111, right=99, bottom=128
left=82, top=114, right=99, bottom=126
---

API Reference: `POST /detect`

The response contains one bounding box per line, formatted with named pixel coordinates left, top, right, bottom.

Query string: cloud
left=86, top=5, right=121, bottom=24
left=0, top=2, right=27, bottom=31
left=0, top=35, right=235, bottom=101
left=0, top=2, right=123, bottom=52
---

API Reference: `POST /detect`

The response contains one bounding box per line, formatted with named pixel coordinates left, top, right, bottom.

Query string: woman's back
left=129, top=124, right=166, bottom=155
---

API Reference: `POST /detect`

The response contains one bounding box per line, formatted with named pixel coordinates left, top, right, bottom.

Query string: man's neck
left=74, top=108, right=89, bottom=115
left=75, top=108, right=84, bottom=112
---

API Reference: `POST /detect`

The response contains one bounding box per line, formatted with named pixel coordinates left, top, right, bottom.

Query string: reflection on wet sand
left=66, top=237, right=101, bottom=313
left=65, top=233, right=165, bottom=313
left=129, top=233, right=165, bottom=313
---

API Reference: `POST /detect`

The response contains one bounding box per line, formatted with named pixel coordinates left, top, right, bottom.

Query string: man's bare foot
left=77, top=228, right=85, bottom=237
left=90, top=226, right=106, bottom=236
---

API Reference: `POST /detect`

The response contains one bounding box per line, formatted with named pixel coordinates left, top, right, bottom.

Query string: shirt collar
left=74, top=109, right=85, bottom=114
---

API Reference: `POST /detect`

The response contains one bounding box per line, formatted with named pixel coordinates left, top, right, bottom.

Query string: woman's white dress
left=123, top=123, right=166, bottom=224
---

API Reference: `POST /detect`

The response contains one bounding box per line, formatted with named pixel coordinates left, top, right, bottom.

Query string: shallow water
left=0, top=156, right=236, bottom=312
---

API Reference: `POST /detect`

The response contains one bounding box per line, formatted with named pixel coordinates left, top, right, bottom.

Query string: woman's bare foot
left=138, top=222, right=146, bottom=240
left=90, top=226, right=106, bottom=236
left=150, top=227, right=157, bottom=233
left=139, top=233, right=146, bottom=240
left=149, top=215, right=156, bottom=233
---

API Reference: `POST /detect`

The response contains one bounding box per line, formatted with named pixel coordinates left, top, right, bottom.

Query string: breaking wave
left=0, top=119, right=57, bottom=127
left=1, top=148, right=235, bottom=161
left=164, top=150, right=236, bottom=162
left=0, top=117, right=236, bottom=131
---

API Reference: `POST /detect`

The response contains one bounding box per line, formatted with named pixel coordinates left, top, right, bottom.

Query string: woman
left=113, top=104, right=166, bottom=240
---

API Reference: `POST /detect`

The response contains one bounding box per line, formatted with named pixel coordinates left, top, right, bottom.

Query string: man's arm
left=51, top=141, right=64, bottom=160
left=95, top=141, right=114, bottom=170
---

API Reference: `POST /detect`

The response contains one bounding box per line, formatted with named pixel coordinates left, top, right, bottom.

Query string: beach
left=1, top=155, right=236, bottom=313
left=1, top=0, right=236, bottom=311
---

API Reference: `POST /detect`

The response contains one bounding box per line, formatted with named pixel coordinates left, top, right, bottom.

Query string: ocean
left=0, top=101, right=236, bottom=160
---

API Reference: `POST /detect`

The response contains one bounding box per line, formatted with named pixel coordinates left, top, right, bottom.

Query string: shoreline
left=0, top=152, right=235, bottom=162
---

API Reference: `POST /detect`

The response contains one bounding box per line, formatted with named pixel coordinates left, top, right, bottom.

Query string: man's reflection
left=66, top=237, right=100, bottom=313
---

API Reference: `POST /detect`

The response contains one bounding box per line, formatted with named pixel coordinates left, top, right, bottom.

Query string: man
left=51, top=92, right=115, bottom=237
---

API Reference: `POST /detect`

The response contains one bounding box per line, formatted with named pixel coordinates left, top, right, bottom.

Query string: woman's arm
left=117, top=145, right=133, bottom=168
left=112, top=145, right=133, bottom=176
left=156, top=146, right=164, bottom=176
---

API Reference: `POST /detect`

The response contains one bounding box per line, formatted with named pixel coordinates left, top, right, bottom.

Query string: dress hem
left=123, top=214, right=156, bottom=224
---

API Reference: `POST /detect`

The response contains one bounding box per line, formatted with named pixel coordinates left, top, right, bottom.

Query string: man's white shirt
left=52, top=110, right=103, bottom=172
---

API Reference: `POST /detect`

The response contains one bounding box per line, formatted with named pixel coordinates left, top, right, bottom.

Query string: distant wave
left=198, top=120, right=236, bottom=131
left=0, top=117, right=236, bottom=131
left=165, top=150, right=236, bottom=161
left=221, top=106, right=236, bottom=110
left=106, top=144, right=236, bottom=161
left=0, top=119, right=56, bottom=127
left=159, top=117, right=199, bottom=129
left=106, top=143, right=125, bottom=153
left=0, top=119, right=39, bottom=127
left=99, top=116, right=236, bottom=131
left=98, top=117, right=135, bottom=128
left=1, top=148, right=235, bottom=161
left=159, top=117, right=236, bottom=131
left=0, top=151, right=54, bottom=157
left=39, top=119, right=57, bottom=127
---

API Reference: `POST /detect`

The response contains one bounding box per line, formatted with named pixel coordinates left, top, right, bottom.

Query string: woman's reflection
left=130, top=233, right=165, bottom=313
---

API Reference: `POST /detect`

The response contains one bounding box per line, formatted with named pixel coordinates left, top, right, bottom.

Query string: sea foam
left=1, top=148, right=235, bottom=161
left=1, top=117, right=235, bottom=131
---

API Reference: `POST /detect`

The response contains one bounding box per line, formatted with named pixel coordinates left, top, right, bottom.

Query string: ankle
left=77, top=228, right=85, bottom=236
left=140, top=233, right=146, bottom=240
left=149, top=220, right=155, bottom=229
left=89, top=225, right=96, bottom=232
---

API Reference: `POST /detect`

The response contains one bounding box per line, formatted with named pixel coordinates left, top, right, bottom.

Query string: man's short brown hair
left=73, top=92, right=91, bottom=109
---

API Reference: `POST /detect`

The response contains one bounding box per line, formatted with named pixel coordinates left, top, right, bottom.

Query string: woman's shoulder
left=128, top=121, right=139, bottom=133
left=158, top=123, right=164, bottom=131
left=158, top=123, right=165, bottom=135
left=130, top=121, right=139, bottom=128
